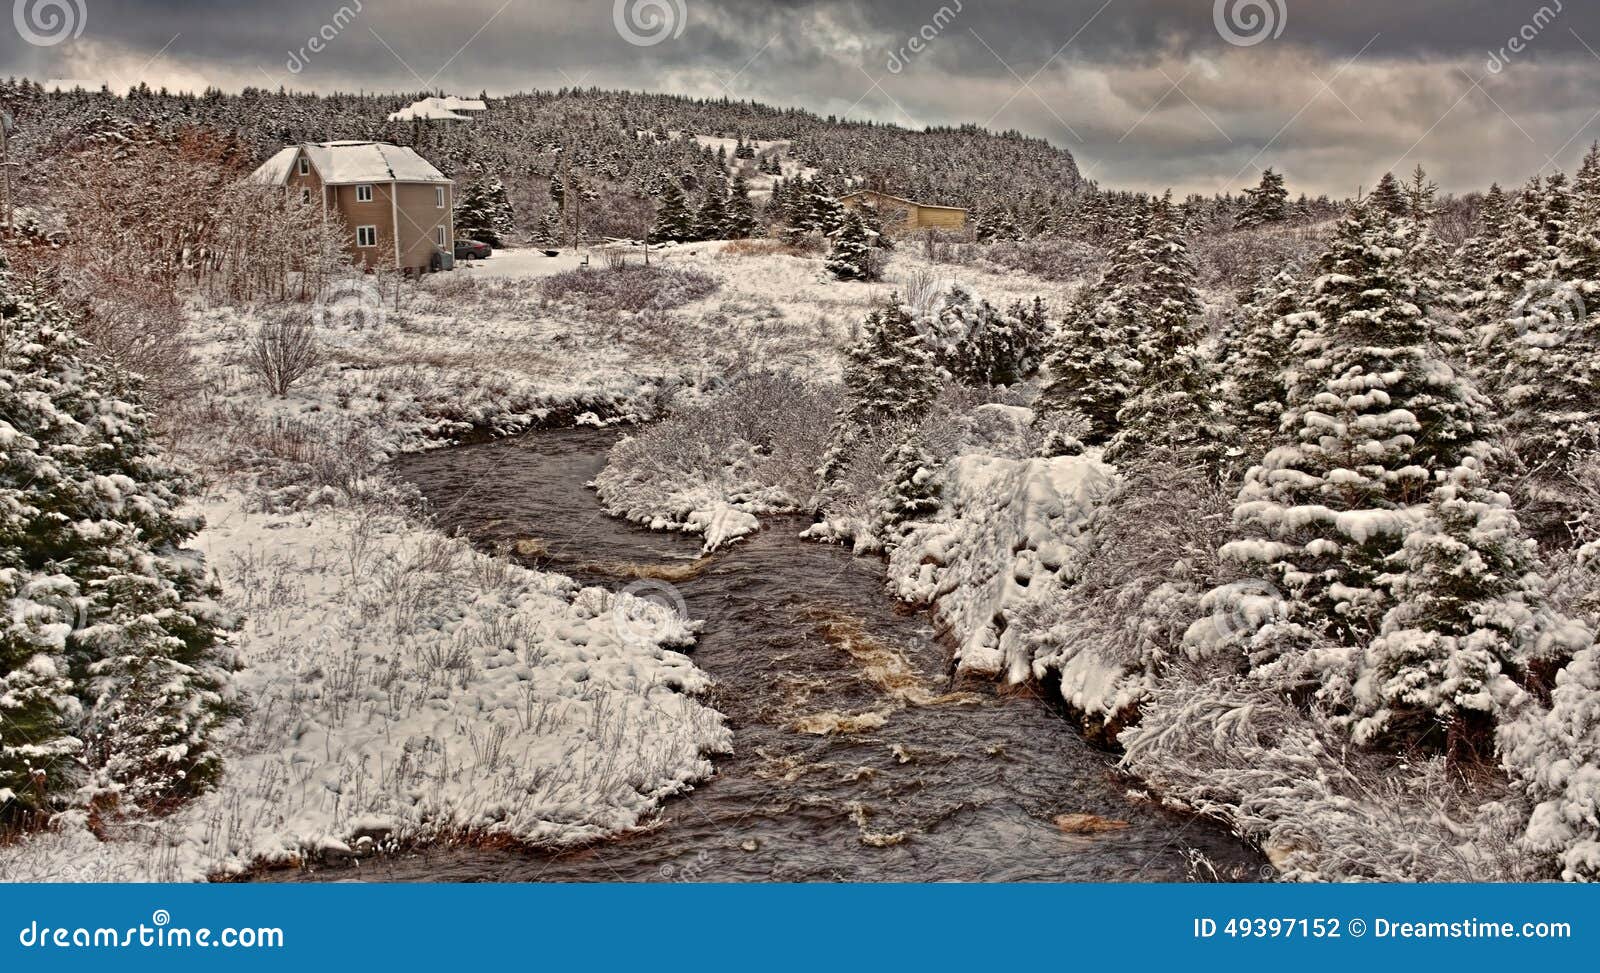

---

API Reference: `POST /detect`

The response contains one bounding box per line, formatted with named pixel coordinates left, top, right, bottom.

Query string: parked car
left=454, top=239, right=492, bottom=260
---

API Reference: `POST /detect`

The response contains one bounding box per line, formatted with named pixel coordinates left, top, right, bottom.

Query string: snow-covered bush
left=595, top=371, right=840, bottom=548
left=1122, top=662, right=1544, bottom=882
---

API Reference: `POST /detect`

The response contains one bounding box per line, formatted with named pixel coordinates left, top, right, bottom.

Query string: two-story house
left=250, top=141, right=455, bottom=274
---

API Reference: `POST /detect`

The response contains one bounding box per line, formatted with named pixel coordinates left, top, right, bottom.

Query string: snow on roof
left=249, top=142, right=451, bottom=186
left=386, top=96, right=487, bottom=122
left=840, top=189, right=968, bottom=213
left=249, top=146, right=300, bottom=185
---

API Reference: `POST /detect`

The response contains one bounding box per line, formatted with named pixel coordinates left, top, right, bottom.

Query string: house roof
left=387, top=104, right=471, bottom=123
left=249, top=142, right=452, bottom=187
left=386, top=96, right=487, bottom=122
left=839, top=189, right=968, bottom=214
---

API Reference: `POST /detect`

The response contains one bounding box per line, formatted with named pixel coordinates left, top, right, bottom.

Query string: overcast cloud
left=4, top=0, right=1600, bottom=196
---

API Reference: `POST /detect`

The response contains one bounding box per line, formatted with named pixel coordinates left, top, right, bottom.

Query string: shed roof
left=839, top=189, right=968, bottom=213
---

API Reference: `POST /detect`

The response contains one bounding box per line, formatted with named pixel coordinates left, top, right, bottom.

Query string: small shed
left=839, top=190, right=969, bottom=234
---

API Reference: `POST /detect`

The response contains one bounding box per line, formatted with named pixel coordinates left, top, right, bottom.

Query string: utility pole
left=1, top=110, right=13, bottom=230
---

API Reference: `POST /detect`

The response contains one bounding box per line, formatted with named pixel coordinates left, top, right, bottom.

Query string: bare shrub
left=900, top=267, right=943, bottom=318
left=603, top=248, right=628, bottom=272
left=1190, top=221, right=1333, bottom=290
left=979, top=238, right=1106, bottom=282
left=248, top=314, right=323, bottom=397
left=538, top=264, right=718, bottom=313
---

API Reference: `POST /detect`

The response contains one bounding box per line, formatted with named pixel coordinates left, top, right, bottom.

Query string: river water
left=271, top=427, right=1261, bottom=882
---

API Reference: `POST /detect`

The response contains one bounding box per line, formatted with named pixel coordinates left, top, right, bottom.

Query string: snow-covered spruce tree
left=726, top=174, right=759, bottom=240
left=1502, top=633, right=1600, bottom=881
left=819, top=298, right=939, bottom=485
left=948, top=297, right=1049, bottom=388
left=1217, top=271, right=1302, bottom=463
left=0, top=267, right=233, bottom=816
left=1236, top=168, right=1289, bottom=230
left=1033, top=205, right=1153, bottom=448
left=651, top=180, right=695, bottom=243
left=1352, top=456, right=1576, bottom=752
left=826, top=209, right=881, bottom=281
left=871, top=437, right=943, bottom=546
left=693, top=182, right=729, bottom=241
left=1367, top=171, right=1408, bottom=219
left=1192, top=201, right=1505, bottom=707
left=454, top=176, right=515, bottom=247
left=1105, top=195, right=1225, bottom=467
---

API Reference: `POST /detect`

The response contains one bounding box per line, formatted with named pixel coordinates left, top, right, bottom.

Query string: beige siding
left=841, top=190, right=968, bottom=234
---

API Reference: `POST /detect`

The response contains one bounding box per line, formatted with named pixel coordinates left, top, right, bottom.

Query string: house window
left=356, top=184, right=374, bottom=203
left=298, top=157, right=310, bottom=176
left=435, top=186, right=446, bottom=208
left=356, top=225, right=378, bottom=248
left=300, top=188, right=311, bottom=204
left=435, top=226, right=447, bottom=247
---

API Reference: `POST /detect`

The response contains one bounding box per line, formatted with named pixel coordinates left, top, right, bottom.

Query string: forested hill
left=0, top=82, right=1083, bottom=218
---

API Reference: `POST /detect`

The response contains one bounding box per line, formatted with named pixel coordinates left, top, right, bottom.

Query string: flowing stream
left=270, top=427, right=1261, bottom=882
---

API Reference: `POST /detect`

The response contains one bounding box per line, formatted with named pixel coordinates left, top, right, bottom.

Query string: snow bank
left=0, top=496, right=729, bottom=882
left=887, top=452, right=1112, bottom=683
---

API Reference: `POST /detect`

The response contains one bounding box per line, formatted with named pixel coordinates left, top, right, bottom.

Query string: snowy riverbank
left=0, top=495, right=729, bottom=881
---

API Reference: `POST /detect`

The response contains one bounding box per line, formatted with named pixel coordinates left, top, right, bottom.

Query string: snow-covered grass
left=0, top=497, right=728, bottom=881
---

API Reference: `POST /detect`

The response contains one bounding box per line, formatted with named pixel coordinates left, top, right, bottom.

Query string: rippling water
left=266, top=427, right=1261, bottom=883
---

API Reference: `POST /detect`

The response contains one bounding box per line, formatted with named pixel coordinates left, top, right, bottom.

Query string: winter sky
left=5, top=0, right=1600, bottom=197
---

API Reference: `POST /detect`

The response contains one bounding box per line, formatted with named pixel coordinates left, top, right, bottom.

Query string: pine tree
left=949, top=297, right=1049, bottom=387
left=872, top=438, right=943, bottom=544
left=1196, top=201, right=1501, bottom=686
left=1236, top=168, right=1290, bottom=229
left=1217, top=270, right=1301, bottom=462
left=455, top=177, right=514, bottom=247
left=726, top=174, right=759, bottom=239
left=651, top=180, right=694, bottom=243
left=820, top=299, right=939, bottom=485
left=826, top=209, right=880, bottom=281
left=1352, top=457, right=1555, bottom=750
left=693, top=181, right=729, bottom=241
left=1, top=267, right=233, bottom=815
left=1106, top=197, right=1223, bottom=466
left=1368, top=171, right=1408, bottom=218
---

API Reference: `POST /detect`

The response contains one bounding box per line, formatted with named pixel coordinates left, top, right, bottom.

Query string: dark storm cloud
left=5, top=0, right=1600, bottom=196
